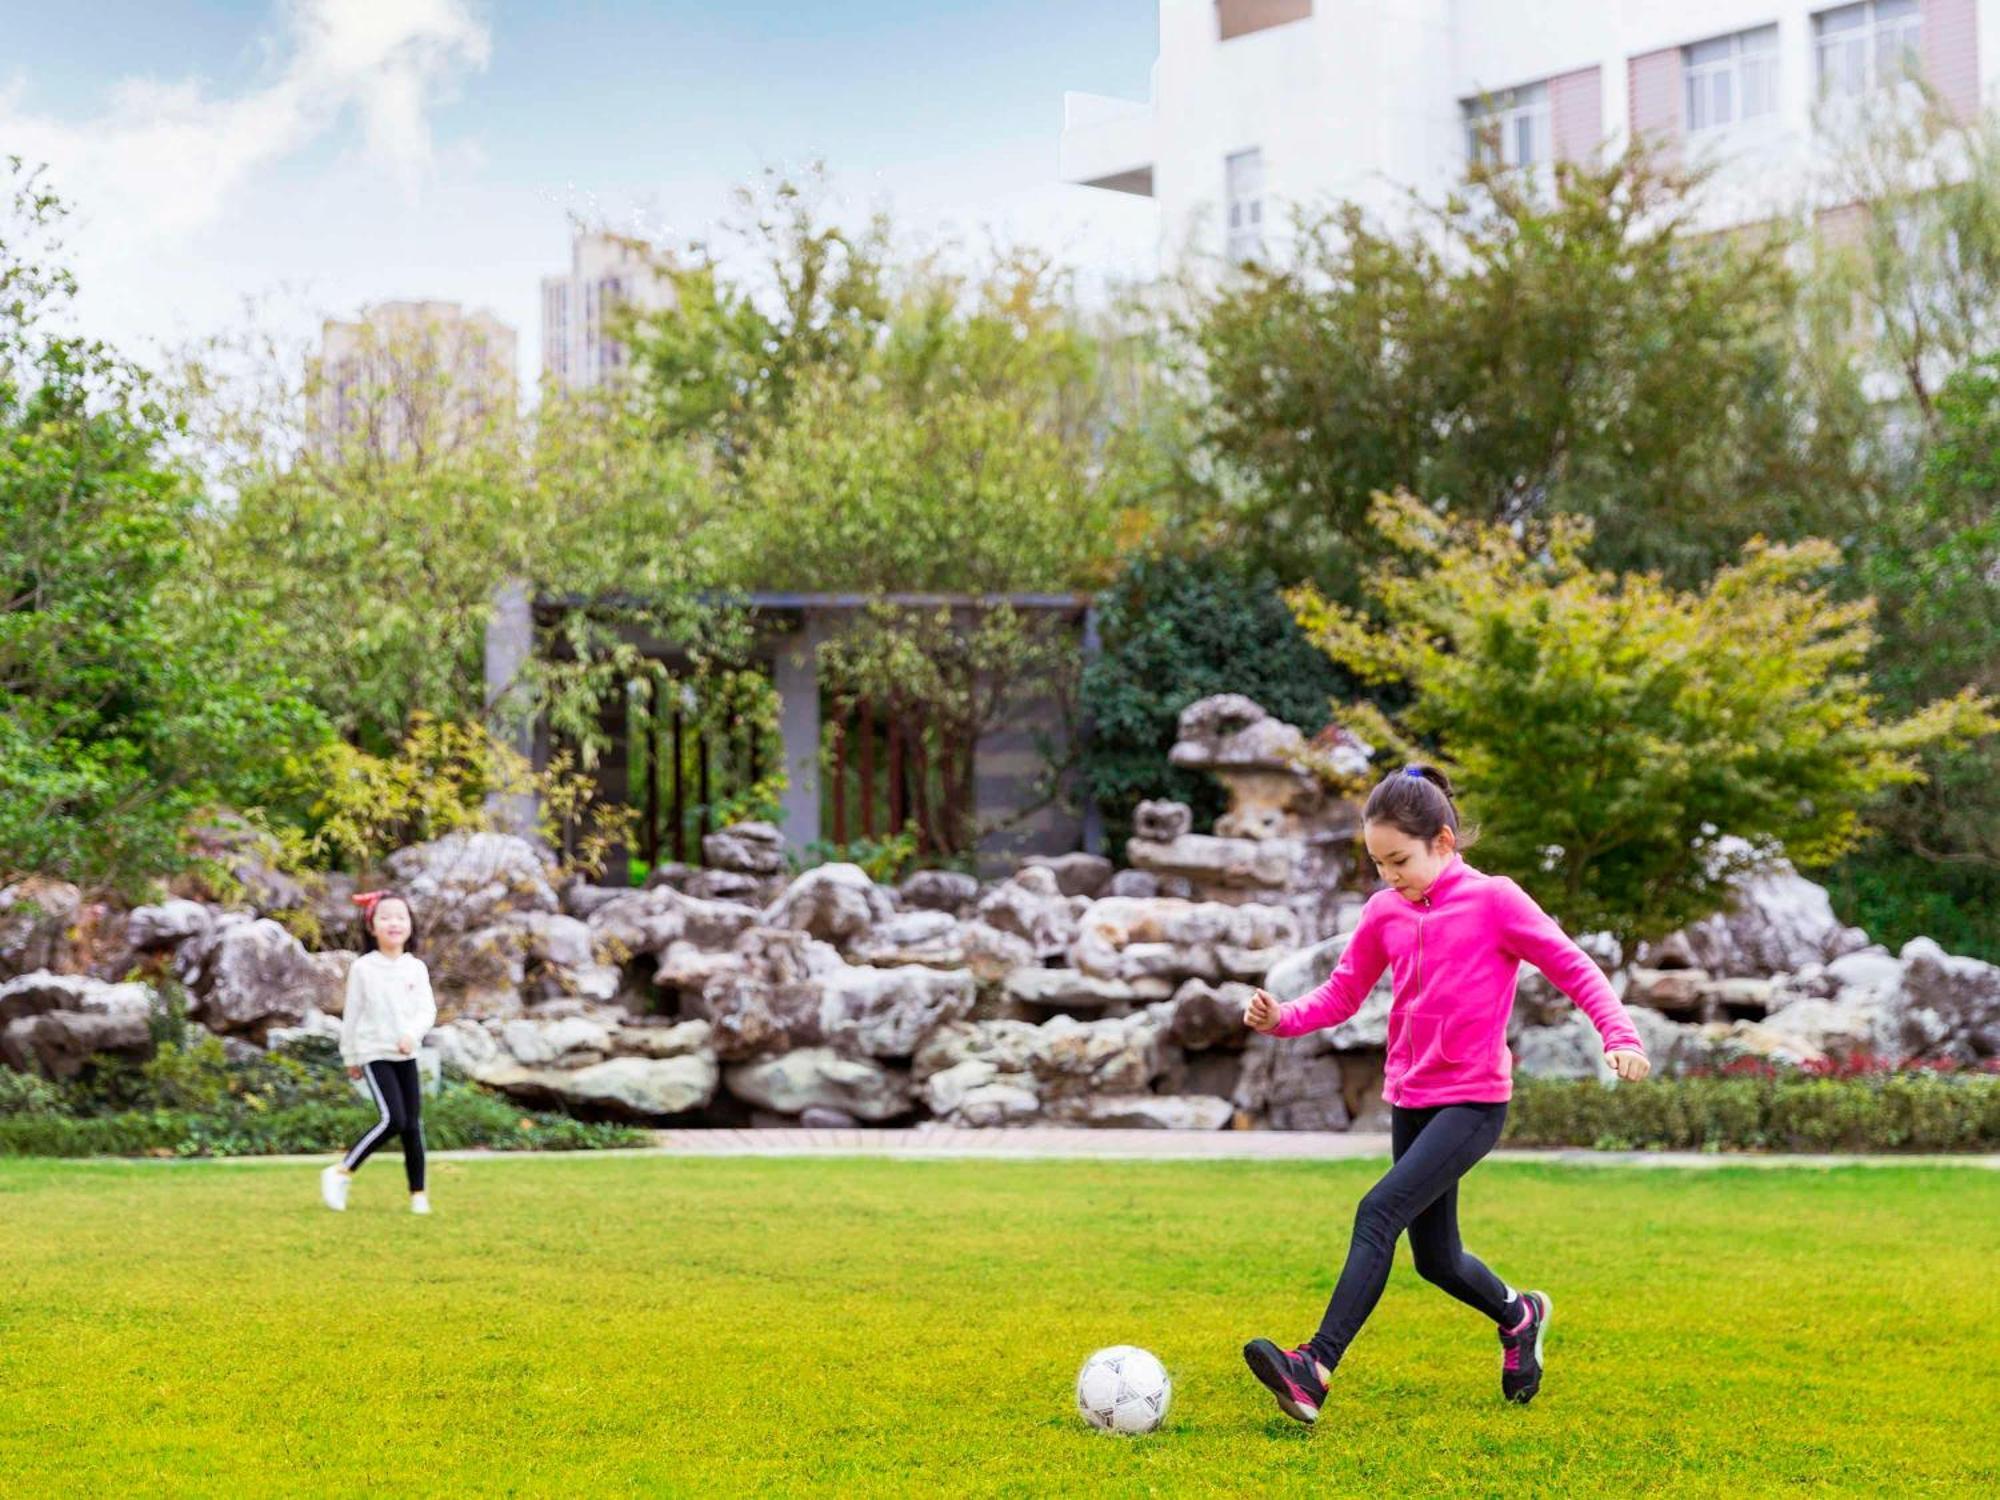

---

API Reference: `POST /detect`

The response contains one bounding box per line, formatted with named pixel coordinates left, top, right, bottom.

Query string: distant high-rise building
left=309, top=300, right=517, bottom=464
left=540, top=231, right=674, bottom=393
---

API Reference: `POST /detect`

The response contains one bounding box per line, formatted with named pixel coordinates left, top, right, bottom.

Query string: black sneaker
left=1242, top=1338, right=1327, bottom=1425
left=1499, top=1291, right=1552, bottom=1404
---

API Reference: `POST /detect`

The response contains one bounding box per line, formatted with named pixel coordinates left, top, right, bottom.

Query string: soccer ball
left=1075, top=1345, right=1171, bottom=1435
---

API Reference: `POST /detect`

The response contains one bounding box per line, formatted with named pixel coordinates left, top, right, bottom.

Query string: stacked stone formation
left=4, top=702, right=1996, bottom=1127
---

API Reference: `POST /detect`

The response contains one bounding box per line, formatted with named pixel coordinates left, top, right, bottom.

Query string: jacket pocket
left=1437, top=1010, right=1491, bottom=1066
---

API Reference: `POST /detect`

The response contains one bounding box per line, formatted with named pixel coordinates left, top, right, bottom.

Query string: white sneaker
left=410, top=1192, right=431, bottom=1215
left=320, top=1165, right=349, bottom=1212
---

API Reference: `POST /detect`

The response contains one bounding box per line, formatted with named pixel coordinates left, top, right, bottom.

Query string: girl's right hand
left=347, top=1066, right=362, bottom=1080
left=1244, top=989, right=1283, bottom=1033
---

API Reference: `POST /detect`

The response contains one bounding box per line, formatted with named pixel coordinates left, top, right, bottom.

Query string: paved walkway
left=64, top=1127, right=2000, bottom=1170
left=635, top=1126, right=2000, bottom=1170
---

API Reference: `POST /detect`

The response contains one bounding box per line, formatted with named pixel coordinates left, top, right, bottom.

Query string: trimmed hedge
left=1505, top=1073, right=2000, bottom=1153
left=0, top=1034, right=645, bottom=1159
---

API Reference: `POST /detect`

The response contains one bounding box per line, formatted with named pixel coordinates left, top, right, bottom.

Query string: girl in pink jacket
left=1240, top=766, right=1650, bottom=1423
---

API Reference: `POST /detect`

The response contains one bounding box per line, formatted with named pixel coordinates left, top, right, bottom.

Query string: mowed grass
left=3, top=1153, right=1997, bottom=1499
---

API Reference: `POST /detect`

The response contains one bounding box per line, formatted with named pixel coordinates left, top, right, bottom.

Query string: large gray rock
left=587, top=886, right=759, bottom=961
left=0, top=972, right=150, bottom=1024
left=723, top=1047, right=912, bottom=1121
left=684, top=869, right=781, bottom=905
left=500, top=1016, right=612, bottom=1066
left=384, top=831, right=560, bottom=932
left=1029, top=1011, right=1170, bottom=1095
left=1131, top=800, right=1194, bottom=842
left=1894, top=938, right=2000, bottom=1060
left=264, top=1007, right=345, bottom=1051
left=126, top=900, right=214, bottom=953
left=842, top=913, right=1036, bottom=982
left=898, top=870, right=980, bottom=914
left=0, top=879, right=83, bottom=979
left=425, top=922, right=532, bottom=1018
left=764, top=864, right=895, bottom=943
left=428, top=1018, right=503, bottom=1077
left=1641, top=857, right=1869, bottom=978
left=1167, top=978, right=1256, bottom=1051
left=1510, top=1013, right=1615, bottom=1081
left=609, top=1018, right=714, bottom=1060
left=1106, top=870, right=1160, bottom=900
left=920, top=1058, right=1042, bottom=1126
left=1021, top=853, right=1114, bottom=900
left=1233, top=1032, right=1350, bottom=1131
left=1626, top=966, right=1711, bottom=1016
left=1003, top=968, right=1176, bottom=1011
left=1121, top=834, right=1303, bottom=892
left=1757, top=995, right=1883, bottom=1059
left=703, top=821, right=788, bottom=875
left=1169, top=694, right=1303, bottom=772
left=975, top=867, right=1087, bottom=959
left=0, top=973, right=155, bottom=1078
left=689, top=973, right=825, bottom=1061
left=1070, top=897, right=1299, bottom=984
left=481, top=1053, right=719, bottom=1118
left=306, top=951, right=356, bottom=1015
left=180, top=916, right=316, bottom=1034
left=1051, top=1093, right=1235, bottom=1130
left=1621, top=1004, right=1715, bottom=1076
left=818, top=964, right=977, bottom=1059
left=913, top=1019, right=1043, bottom=1080
left=1699, top=1018, right=1828, bottom=1068
left=512, top=911, right=595, bottom=973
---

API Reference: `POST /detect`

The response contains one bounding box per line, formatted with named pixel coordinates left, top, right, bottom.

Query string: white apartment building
left=310, top=300, right=517, bottom=463
left=539, top=231, right=675, bottom=394
left=1061, top=0, right=1996, bottom=261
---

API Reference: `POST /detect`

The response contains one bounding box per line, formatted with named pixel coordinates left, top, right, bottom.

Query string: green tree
left=1834, top=359, right=2000, bottom=959
left=1079, top=551, right=1360, bottom=853
left=1291, top=492, right=1996, bottom=947
left=1184, top=152, right=1874, bottom=591
left=1811, top=102, right=2000, bottom=957
left=624, top=179, right=1157, bottom=858
left=0, top=160, right=326, bottom=890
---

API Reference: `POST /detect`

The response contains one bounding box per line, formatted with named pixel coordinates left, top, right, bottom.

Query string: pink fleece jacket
left=1275, top=855, right=1645, bottom=1107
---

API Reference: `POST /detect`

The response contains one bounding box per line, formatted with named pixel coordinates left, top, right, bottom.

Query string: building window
left=1815, top=0, right=1922, bottom=100
left=1225, top=147, right=1265, bottom=262
left=1217, top=0, right=1312, bottom=43
left=1685, top=25, right=1780, bottom=133
left=1464, top=82, right=1552, bottom=168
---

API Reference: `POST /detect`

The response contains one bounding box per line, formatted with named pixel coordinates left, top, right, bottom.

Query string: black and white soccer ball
left=1075, top=1345, right=1171, bottom=1434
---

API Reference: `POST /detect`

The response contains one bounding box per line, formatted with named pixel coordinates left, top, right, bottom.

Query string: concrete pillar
left=773, top=610, right=826, bottom=852
left=483, top=577, right=538, bottom=837
left=1079, top=603, right=1105, bottom=857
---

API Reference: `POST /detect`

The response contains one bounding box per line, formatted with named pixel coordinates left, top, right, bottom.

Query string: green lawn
left=3, top=1154, right=1996, bottom=1498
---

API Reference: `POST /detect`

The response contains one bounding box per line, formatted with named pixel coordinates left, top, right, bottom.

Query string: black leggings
left=343, top=1058, right=426, bottom=1192
left=1309, top=1102, right=1514, bottom=1369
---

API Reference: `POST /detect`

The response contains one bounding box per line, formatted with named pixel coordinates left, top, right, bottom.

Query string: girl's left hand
left=1606, top=1049, right=1650, bottom=1082
left=397, top=1036, right=414, bottom=1056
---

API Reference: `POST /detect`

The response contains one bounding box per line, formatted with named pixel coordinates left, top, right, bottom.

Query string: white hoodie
left=339, top=951, right=438, bottom=1068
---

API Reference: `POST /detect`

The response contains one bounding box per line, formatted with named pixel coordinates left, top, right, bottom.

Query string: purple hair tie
left=1403, top=766, right=1426, bottom=780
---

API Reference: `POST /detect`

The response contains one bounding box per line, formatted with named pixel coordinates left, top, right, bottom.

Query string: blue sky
left=1, top=0, right=1159, bottom=386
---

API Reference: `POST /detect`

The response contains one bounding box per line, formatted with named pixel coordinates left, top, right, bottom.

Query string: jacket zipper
left=1414, top=896, right=1429, bottom=1005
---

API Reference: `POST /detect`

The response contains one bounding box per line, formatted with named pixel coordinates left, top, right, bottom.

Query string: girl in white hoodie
left=322, top=891, right=437, bottom=1215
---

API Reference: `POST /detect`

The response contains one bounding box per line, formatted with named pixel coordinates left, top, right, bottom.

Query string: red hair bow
left=351, top=891, right=386, bottom=917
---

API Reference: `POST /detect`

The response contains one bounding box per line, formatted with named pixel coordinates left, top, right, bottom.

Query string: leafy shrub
left=0, top=1035, right=644, bottom=1158
left=1506, top=1070, right=2000, bottom=1153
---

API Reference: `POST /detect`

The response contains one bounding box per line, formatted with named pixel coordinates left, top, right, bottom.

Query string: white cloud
left=0, top=0, right=490, bottom=245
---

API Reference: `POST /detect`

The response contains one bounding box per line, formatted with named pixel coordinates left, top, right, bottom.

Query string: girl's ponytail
left=1362, top=764, right=1475, bottom=848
